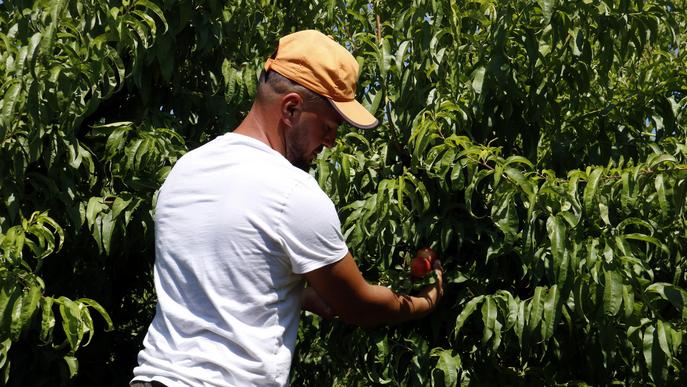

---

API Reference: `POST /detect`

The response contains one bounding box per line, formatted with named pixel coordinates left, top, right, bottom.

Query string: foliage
left=0, top=0, right=686, bottom=386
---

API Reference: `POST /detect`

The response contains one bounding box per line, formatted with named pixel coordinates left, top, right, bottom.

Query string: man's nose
left=323, top=130, right=337, bottom=148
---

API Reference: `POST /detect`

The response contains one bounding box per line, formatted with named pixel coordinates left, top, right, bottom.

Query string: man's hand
left=416, top=259, right=444, bottom=314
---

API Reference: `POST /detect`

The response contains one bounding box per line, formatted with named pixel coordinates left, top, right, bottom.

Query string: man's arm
left=304, top=252, right=443, bottom=328
left=301, top=286, right=335, bottom=318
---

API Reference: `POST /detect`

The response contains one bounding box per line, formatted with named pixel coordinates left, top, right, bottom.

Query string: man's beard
left=289, top=153, right=310, bottom=171
left=285, top=123, right=312, bottom=171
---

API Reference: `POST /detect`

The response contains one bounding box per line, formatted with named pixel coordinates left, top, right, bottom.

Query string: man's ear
left=281, top=92, right=303, bottom=128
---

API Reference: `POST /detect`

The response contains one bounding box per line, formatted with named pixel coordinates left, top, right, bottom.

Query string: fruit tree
left=0, top=0, right=685, bottom=386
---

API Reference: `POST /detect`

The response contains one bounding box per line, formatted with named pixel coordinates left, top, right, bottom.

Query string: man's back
left=132, top=132, right=347, bottom=386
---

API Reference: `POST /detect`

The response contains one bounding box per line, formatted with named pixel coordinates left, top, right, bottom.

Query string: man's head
left=254, top=30, right=378, bottom=170
left=263, top=29, right=378, bottom=130
left=257, top=70, right=341, bottom=170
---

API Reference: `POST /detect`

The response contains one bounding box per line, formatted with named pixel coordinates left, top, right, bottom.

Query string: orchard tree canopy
left=1, top=0, right=686, bottom=386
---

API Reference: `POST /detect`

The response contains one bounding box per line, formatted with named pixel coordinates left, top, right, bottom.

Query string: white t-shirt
left=132, top=133, right=348, bottom=386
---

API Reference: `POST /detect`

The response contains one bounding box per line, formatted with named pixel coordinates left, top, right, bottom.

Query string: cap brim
left=329, top=99, right=379, bottom=129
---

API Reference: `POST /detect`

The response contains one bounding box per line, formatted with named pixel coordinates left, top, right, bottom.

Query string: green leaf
left=528, top=287, right=545, bottom=339
left=504, top=155, right=534, bottom=169
left=125, top=15, right=150, bottom=47
left=85, top=197, right=107, bottom=231
left=395, top=40, right=410, bottom=75
left=17, top=284, right=41, bottom=336
left=132, top=10, right=157, bottom=38
left=654, top=174, right=669, bottom=218
left=583, top=167, right=603, bottom=220
left=40, top=297, right=55, bottom=343
left=644, top=324, right=669, bottom=384
left=368, top=87, right=383, bottom=115
left=380, top=38, right=392, bottom=77
left=546, top=215, right=568, bottom=285
left=0, top=81, right=22, bottom=137
left=643, top=325, right=655, bottom=375
left=537, top=0, right=555, bottom=23
left=647, top=154, right=677, bottom=169
left=431, top=348, right=460, bottom=386
left=481, top=296, right=497, bottom=344
left=542, top=285, right=558, bottom=340
left=78, top=298, right=114, bottom=332
left=57, top=297, right=84, bottom=353
left=622, top=284, right=634, bottom=319
left=0, top=338, right=11, bottom=372
left=603, top=269, right=623, bottom=317
left=465, top=168, right=494, bottom=218
left=112, top=196, right=133, bottom=220
left=504, top=167, right=534, bottom=197
left=26, top=32, right=42, bottom=78
left=100, top=212, right=115, bottom=255
left=656, top=320, right=671, bottom=361
left=103, top=122, right=133, bottom=158
left=222, top=59, right=237, bottom=101
left=327, top=0, right=335, bottom=21
left=620, top=171, right=633, bottom=210
left=454, top=295, right=485, bottom=338
left=135, top=0, right=168, bottom=34
left=645, top=283, right=687, bottom=320
left=514, top=299, right=526, bottom=346
left=471, top=66, right=486, bottom=93
left=63, top=355, right=79, bottom=378
left=491, top=184, right=518, bottom=238
left=243, top=65, right=257, bottom=98
left=498, top=291, right=518, bottom=331
left=7, top=289, right=23, bottom=341
left=405, top=173, right=431, bottom=212
left=623, top=233, right=668, bottom=253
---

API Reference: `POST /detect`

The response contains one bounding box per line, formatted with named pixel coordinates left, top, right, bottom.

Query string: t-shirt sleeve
left=277, top=178, right=349, bottom=274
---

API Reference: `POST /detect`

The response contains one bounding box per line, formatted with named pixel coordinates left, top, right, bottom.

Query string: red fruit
left=410, top=256, right=431, bottom=279
left=416, top=247, right=438, bottom=264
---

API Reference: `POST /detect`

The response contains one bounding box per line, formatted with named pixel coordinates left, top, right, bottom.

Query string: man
left=131, top=30, right=443, bottom=387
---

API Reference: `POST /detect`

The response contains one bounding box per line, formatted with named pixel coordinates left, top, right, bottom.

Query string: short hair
left=257, top=70, right=330, bottom=111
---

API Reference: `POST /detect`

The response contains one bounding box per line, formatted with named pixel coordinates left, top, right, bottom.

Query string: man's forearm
left=338, top=278, right=442, bottom=328
left=304, top=253, right=443, bottom=328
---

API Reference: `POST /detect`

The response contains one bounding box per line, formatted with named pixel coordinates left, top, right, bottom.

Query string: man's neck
left=234, top=105, right=285, bottom=156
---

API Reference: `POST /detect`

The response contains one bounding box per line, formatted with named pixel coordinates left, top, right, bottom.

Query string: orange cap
left=264, top=30, right=379, bottom=129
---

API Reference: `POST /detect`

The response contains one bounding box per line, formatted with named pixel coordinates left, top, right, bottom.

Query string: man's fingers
left=432, top=259, right=443, bottom=271
left=431, top=260, right=444, bottom=301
